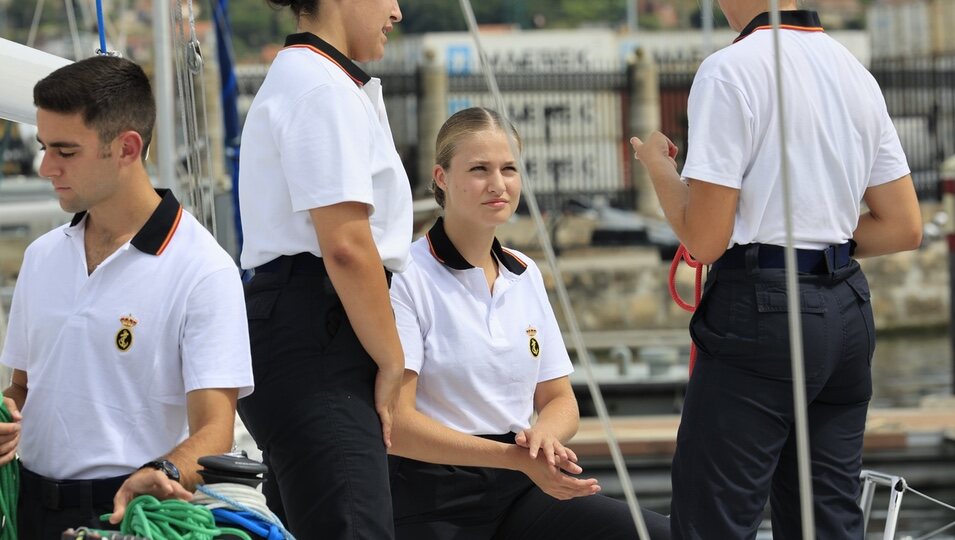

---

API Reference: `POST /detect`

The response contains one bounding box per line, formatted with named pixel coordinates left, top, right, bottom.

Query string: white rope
left=193, top=483, right=295, bottom=540
left=168, top=0, right=216, bottom=235
left=456, top=1, right=651, bottom=538
left=769, top=2, right=815, bottom=538
left=63, top=0, right=84, bottom=59
left=116, top=0, right=130, bottom=57
left=913, top=520, right=955, bottom=540
left=907, top=485, right=955, bottom=514
left=186, top=0, right=217, bottom=236
left=26, top=0, right=46, bottom=48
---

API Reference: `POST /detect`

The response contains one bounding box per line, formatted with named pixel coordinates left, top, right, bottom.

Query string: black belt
left=712, top=243, right=852, bottom=274
left=20, top=465, right=129, bottom=511
left=254, top=253, right=393, bottom=287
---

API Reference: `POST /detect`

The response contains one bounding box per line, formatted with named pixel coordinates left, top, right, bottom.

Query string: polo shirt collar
left=284, top=32, right=371, bottom=87
left=67, top=189, right=183, bottom=256
left=734, top=10, right=823, bottom=43
left=426, top=217, right=527, bottom=275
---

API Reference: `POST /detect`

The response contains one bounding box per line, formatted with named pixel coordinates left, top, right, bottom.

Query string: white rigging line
left=170, top=0, right=217, bottom=234
left=769, top=1, right=815, bottom=538
left=26, top=0, right=46, bottom=48
left=186, top=0, right=217, bottom=237
left=457, top=1, right=651, bottom=538
left=63, top=0, right=84, bottom=60
left=116, top=0, right=130, bottom=57
left=906, top=485, right=955, bottom=540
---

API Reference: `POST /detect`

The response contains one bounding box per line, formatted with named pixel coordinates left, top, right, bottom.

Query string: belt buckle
left=823, top=245, right=836, bottom=274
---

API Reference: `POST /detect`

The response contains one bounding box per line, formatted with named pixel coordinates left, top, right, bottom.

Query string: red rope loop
left=667, top=244, right=704, bottom=374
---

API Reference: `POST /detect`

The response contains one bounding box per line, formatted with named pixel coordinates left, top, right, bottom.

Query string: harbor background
left=1, top=0, right=955, bottom=537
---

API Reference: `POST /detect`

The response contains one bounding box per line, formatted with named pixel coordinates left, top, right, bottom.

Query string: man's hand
left=0, top=397, right=22, bottom=466
left=109, top=467, right=193, bottom=524
left=631, top=132, right=679, bottom=170
left=518, top=449, right=599, bottom=500
left=515, top=428, right=579, bottom=472
left=375, top=365, right=403, bottom=448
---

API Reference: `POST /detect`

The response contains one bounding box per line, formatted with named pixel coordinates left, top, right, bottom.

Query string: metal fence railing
left=233, top=53, right=955, bottom=206
left=871, top=55, right=955, bottom=201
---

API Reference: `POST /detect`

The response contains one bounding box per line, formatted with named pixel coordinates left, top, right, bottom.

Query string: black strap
left=254, top=253, right=392, bottom=287
left=713, top=243, right=851, bottom=274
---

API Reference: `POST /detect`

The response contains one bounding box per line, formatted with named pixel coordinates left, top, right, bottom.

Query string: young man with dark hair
left=0, top=55, right=253, bottom=539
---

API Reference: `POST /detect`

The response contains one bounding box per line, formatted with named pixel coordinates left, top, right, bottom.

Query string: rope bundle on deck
left=100, top=496, right=252, bottom=540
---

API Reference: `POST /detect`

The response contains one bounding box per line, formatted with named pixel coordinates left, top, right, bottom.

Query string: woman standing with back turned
left=236, top=0, right=411, bottom=538
left=631, top=1, right=922, bottom=538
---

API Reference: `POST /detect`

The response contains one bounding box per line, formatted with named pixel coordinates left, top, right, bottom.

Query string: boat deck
left=570, top=407, right=955, bottom=458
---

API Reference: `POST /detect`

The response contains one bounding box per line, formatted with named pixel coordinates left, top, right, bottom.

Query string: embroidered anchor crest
left=526, top=326, right=540, bottom=358
left=116, top=314, right=138, bottom=352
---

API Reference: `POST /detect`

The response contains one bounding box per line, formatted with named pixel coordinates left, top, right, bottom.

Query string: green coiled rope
left=0, top=399, right=18, bottom=540
left=99, top=495, right=252, bottom=540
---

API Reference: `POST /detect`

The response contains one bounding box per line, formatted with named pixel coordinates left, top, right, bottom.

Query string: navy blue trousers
left=238, top=257, right=394, bottom=540
left=671, top=261, right=874, bottom=539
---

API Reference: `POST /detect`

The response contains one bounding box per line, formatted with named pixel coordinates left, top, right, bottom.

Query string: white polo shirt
left=0, top=190, right=254, bottom=480
left=681, top=10, right=911, bottom=250
left=390, top=218, right=573, bottom=435
left=238, top=32, right=412, bottom=272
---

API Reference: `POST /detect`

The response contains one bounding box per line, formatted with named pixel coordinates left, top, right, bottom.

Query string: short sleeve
left=390, top=272, right=425, bottom=374
left=180, top=267, right=254, bottom=397
left=0, top=257, right=32, bottom=371
left=868, top=104, right=911, bottom=187
left=681, top=76, right=755, bottom=189
left=528, top=265, right=573, bottom=383
left=275, top=84, right=375, bottom=213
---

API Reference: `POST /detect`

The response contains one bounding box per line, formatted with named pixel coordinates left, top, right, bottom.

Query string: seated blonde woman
left=388, top=107, right=670, bottom=540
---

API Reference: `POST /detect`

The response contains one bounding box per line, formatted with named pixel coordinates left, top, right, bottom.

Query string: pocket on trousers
left=753, top=282, right=829, bottom=378
left=755, top=283, right=827, bottom=314
left=845, top=269, right=872, bottom=304
left=245, top=286, right=282, bottom=382
left=690, top=278, right=757, bottom=358
left=246, top=288, right=281, bottom=320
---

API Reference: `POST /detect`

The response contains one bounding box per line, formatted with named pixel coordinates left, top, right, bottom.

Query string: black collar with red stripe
left=69, top=188, right=182, bottom=256
left=284, top=32, right=371, bottom=87
left=734, top=10, right=823, bottom=43
left=426, top=217, right=527, bottom=275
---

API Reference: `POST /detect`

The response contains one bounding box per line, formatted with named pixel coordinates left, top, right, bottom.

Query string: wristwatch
left=140, top=459, right=181, bottom=482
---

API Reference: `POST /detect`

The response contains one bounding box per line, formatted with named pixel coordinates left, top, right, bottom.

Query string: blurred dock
left=571, top=407, right=955, bottom=458
left=570, top=406, right=955, bottom=536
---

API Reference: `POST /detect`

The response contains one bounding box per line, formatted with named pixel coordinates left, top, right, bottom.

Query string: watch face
left=162, top=459, right=179, bottom=482
left=161, top=460, right=180, bottom=481
left=146, top=459, right=180, bottom=481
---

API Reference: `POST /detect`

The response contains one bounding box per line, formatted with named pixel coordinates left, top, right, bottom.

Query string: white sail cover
left=0, top=38, right=71, bottom=126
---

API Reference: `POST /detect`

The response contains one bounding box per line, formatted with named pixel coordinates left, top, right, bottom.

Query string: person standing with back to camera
left=631, top=0, right=922, bottom=538
left=236, top=0, right=411, bottom=538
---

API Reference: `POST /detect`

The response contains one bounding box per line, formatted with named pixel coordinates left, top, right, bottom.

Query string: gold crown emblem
left=525, top=326, right=537, bottom=337
left=120, top=314, right=139, bottom=328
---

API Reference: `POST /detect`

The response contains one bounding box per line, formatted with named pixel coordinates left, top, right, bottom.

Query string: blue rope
left=95, top=0, right=108, bottom=55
